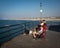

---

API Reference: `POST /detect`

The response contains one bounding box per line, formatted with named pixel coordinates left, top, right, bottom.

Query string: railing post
left=32, top=21, right=34, bottom=29
left=24, top=23, right=26, bottom=32
left=6, top=25, right=10, bottom=40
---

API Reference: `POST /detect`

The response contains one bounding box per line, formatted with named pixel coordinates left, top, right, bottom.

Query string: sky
left=0, top=0, right=60, bottom=20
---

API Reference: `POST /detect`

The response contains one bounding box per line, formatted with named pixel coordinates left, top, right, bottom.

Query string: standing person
left=41, top=20, right=47, bottom=38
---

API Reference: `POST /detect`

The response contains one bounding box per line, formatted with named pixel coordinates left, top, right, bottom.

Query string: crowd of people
left=32, top=20, right=47, bottom=40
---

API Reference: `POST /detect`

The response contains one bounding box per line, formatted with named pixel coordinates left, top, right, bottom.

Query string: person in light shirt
left=38, top=25, right=43, bottom=34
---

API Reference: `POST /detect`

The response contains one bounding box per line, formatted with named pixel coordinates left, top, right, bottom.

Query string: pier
left=0, top=21, right=60, bottom=48
left=1, top=30, right=60, bottom=48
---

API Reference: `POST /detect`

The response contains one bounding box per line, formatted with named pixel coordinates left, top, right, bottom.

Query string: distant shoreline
left=0, top=18, right=60, bottom=21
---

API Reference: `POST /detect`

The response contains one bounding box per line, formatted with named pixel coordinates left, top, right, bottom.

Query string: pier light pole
left=40, top=0, right=42, bottom=21
left=40, top=9, right=42, bottom=20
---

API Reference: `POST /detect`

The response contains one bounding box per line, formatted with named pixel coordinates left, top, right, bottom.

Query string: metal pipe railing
left=0, top=21, right=39, bottom=45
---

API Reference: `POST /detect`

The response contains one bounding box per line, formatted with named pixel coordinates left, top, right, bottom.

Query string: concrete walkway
left=1, top=30, right=60, bottom=48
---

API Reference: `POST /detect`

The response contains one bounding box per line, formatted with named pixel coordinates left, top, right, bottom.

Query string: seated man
left=36, top=25, right=43, bottom=38
left=32, top=26, right=43, bottom=39
left=38, top=25, right=43, bottom=35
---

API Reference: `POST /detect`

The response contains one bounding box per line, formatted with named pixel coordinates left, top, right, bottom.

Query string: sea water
left=0, top=20, right=34, bottom=27
left=0, top=20, right=60, bottom=27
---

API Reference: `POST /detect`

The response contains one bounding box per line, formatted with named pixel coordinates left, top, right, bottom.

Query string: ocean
left=0, top=20, right=60, bottom=27
left=0, top=20, right=36, bottom=27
